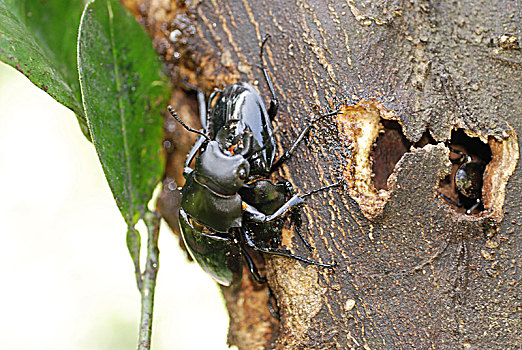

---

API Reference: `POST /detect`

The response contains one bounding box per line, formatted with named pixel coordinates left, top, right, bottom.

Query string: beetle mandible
left=169, top=35, right=340, bottom=286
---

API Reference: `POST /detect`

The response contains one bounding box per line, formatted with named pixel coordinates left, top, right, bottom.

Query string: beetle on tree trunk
left=169, top=36, right=340, bottom=287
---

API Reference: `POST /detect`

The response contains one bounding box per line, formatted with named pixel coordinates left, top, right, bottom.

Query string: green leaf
left=22, top=0, right=86, bottom=106
left=78, top=0, right=169, bottom=227
left=0, top=0, right=86, bottom=125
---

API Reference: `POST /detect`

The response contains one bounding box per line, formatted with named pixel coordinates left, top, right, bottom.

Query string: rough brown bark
left=131, top=0, right=521, bottom=349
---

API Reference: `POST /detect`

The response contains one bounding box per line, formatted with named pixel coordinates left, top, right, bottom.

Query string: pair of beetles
left=168, top=36, right=340, bottom=287
left=169, top=36, right=486, bottom=287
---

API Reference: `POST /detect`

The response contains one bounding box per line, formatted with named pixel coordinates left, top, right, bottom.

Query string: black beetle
left=440, top=146, right=486, bottom=214
left=168, top=36, right=340, bottom=286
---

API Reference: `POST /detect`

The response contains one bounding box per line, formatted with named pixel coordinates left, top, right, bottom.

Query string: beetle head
left=195, top=141, right=250, bottom=195
left=215, top=120, right=253, bottom=156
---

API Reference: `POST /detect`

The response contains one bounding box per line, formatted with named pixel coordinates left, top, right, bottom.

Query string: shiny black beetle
left=168, top=36, right=339, bottom=286
left=441, top=146, right=486, bottom=214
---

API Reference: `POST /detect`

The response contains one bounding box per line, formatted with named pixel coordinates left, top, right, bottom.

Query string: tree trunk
left=131, top=0, right=521, bottom=348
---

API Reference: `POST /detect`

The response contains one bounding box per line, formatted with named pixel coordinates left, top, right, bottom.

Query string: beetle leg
left=182, top=77, right=209, bottom=131
left=440, top=193, right=463, bottom=207
left=267, top=100, right=279, bottom=122
left=291, top=209, right=314, bottom=251
left=267, top=287, right=281, bottom=320
left=197, top=89, right=208, bottom=130
left=183, top=136, right=206, bottom=175
left=294, top=179, right=344, bottom=250
left=242, top=227, right=335, bottom=267
left=270, top=110, right=340, bottom=172
left=241, top=232, right=288, bottom=319
left=179, top=209, right=231, bottom=242
left=465, top=198, right=481, bottom=215
left=243, top=180, right=341, bottom=226
left=243, top=195, right=304, bottom=223
left=240, top=246, right=267, bottom=284
left=259, top=34, right=279, bottom=120
left=207, top=89, right=223, bottom=134
left=281, top=180, right=313, bottom=251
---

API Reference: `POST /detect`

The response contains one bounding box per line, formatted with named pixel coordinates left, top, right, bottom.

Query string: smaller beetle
left=169, top=35, right=341, bottom=287
left=440, top=146, right=486, bottom=214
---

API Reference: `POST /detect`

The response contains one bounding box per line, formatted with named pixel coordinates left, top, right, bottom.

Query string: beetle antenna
left=301, top=178, right=344, bottom=199
left=167, top=106, right=210, bottom=141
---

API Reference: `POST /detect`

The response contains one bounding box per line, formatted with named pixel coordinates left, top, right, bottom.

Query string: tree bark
left=131, top=0, right=521, bottom=348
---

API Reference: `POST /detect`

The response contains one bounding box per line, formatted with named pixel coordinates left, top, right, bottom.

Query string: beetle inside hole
left=168, top=35, right=341, bottom=287
left=439, top=129, right=492, bottom=215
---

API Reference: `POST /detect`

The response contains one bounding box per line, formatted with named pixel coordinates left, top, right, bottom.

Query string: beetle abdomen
left=179, top=209, right=242, bottom=286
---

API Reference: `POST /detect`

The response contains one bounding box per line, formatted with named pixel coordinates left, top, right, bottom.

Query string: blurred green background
left=0, top=62, right=232, bottom=350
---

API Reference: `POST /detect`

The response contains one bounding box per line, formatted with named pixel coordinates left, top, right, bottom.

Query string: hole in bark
left=336, top=101, right=425, bottom=219
left=371, top=121, right=436, bottom=190
left=371, top=120, right=410, bottom=190
left=438, top=128, right=519, bottom=223
left=438, top=129, right=492, bottom=215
